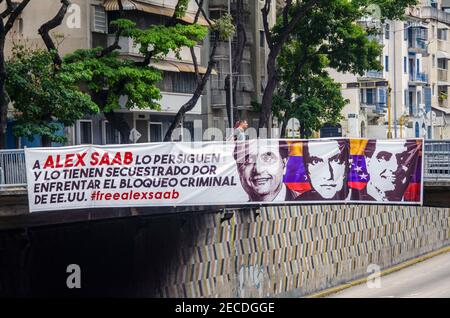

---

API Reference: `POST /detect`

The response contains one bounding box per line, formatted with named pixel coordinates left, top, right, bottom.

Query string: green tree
left=4, top=0, right=211, bottom=145
left=258, top=0, right=418, bottom=131
left=61, top=18, right=208, bottom=142
left=6, top=46, right=98, bottom=146
left=274, top=0, right=385, bottom=138
left=0, top=0, right=32, bottom=148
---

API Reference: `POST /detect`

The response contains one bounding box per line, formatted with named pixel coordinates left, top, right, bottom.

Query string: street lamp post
left=387, top=84, right=393, bottom=139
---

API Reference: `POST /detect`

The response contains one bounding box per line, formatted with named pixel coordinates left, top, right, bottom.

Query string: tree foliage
left=258, top=0, right=418, bottom=130
left=6, top=46, right=98, bottom=144
left=5, top=0, right=209, bottom=144
left=272, top=0, right=417, bottom=137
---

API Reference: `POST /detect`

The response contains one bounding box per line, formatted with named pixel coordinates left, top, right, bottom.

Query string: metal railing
left=0, top=149, right=26, bottom=188
left=0, top=141, right=450, bottom=188
left=409, top=72, right=429, bottom=83
left=424, top=140, right=450, bottom=180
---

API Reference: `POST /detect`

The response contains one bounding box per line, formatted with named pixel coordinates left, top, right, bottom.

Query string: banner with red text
left=25, top=138, right=424, bottom=212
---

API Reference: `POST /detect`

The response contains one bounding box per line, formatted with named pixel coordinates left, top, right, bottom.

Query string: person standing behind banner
left=230, top=119, right=248, bottom=141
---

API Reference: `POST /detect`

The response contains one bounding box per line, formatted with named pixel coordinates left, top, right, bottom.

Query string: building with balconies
left=206, top=0, right=276, bottom=134
left=330, top=0, right=450, bottom=140
left=3, top=0, right=217, bottom=147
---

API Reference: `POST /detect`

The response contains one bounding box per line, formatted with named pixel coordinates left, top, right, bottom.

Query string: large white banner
left=25, top=138, right=424, bottom=212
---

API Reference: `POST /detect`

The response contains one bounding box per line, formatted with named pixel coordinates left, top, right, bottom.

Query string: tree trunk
left=224, top=0, right=246, bottom=128
left=258, top=0, right=319, bottom=131
left=0, top=0, right=33, bottom=149
left=104, top=111, right=131, bottom=144
left=258, top=52, right=278, bottom=130
left=280, top=110, right=291, bottom=138
left=0, top=24, right=8, bottom=149
left=91, top=90, right=131, bottom=144
left=163, top=32, right=219, bottom=141
left=42, top=135, right=52, bottom=147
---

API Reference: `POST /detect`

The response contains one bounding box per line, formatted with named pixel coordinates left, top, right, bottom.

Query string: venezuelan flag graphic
left=404, top=140, right=422, bottom=202
left=348, top=139, right=370, bottom=190
left=283, top=141, right=312, bottom=194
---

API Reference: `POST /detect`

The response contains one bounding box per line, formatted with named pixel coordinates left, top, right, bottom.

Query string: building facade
left=4, top=0, right=275, bottom=147
left=330, top=0, right=450, bottom=140
left=205, top=0, right=276, bottom=139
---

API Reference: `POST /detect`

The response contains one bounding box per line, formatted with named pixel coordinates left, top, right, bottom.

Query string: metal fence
left=0, top=141, right=449, bottom=188
left=0, top=149, right=26, bottom=188
left=424, top=140, right=450, bottom=180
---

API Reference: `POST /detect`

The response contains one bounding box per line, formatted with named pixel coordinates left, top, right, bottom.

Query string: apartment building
left=3, top=0, right=212, bottom=148
left=206, top=0, right=276, bottom=137
left=330, top=0, right=450, bottom=140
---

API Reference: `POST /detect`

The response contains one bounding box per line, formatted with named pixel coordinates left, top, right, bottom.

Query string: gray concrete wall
left=0, top=197, right=449, bottom=297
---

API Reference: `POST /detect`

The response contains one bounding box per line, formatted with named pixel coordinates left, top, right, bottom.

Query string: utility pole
left=228, top=0, right=234, bottom=127
left=393, top=24, right=398, bottom=138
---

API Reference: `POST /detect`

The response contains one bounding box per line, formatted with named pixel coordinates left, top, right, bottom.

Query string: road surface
left=329, top=251, right=450, bottom=298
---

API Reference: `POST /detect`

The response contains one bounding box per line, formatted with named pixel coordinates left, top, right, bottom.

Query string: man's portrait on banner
left=297, top=139, right=349, bottom=201
left=233, top=140, right=296, bottom=202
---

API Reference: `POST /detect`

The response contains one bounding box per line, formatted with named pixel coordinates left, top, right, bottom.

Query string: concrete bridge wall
left=1, top=202, right=449, bottom=297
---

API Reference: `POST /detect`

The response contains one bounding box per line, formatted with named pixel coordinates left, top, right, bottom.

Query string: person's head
left=303, top=139, right=348, bottom=199
left=235, top=120, right=248, bottom=130
left=233, top=140, right=288, bottom=201
left=364, top=140, right=417, bottom=201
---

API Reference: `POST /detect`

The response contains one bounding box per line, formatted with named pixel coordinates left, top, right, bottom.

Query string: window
left=416, top=59, right=420, bottom=73
left=149, top=122, right=163, bottom=142
left=432, top=25, right=435, bottom=39
left=260, top=30, right=265, bottom=48
left=92, top=5, right=107, bottom=33
left=433, top=54, right=436, bottom=68
left=404, top=24, right=408, bottom=41
left=172, top=73, right=197, bottom=94
left=213, top=117, right=220, bottom=129
left=366, top=89, right=374, bottom=105
left=385, top=23, right=390, bottom=39
left=102, top=120, right=120, bottom=144
left=385, top=56, right=389, bottom=72
left=404, top=89, right=408, bottom=108
left=404, top=57, right=407, bottom=73
left=438, top=58, right=447, bottom=69
left=438, top=28, right=448, bottom=40
left=77, top=120, right=93, bottom=144
left=183, top=121, right=194, bottom=142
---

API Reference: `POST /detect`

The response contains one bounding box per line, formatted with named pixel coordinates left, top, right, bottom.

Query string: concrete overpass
left=1, top=141, right=450, bottom=297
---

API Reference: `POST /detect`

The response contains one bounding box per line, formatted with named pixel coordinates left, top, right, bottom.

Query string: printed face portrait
left=303, top=140, right=348, bottom=200
left=234, top=140, right=288, bottom=201
left=365, top=141, right=416, bottom=201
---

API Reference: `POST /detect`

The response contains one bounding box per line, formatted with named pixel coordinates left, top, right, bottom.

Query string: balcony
left=360, top=102, right=387, bottom=118
left=439, top=98, right=450, bottom=108
left=438, top=39, right=449, bottom=53
left=438, top=69, right=448, bottom=82
left=108, top=36, right=141, bottom=56
left=107, top=35, right=201, bottom=63
left=421, top=6, right=450, bottom=25
left=361, top=70, right=384, bottom=79
left=408, top=38, right=428, bottom=54
left=409, top=72, right=429, bottom=85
